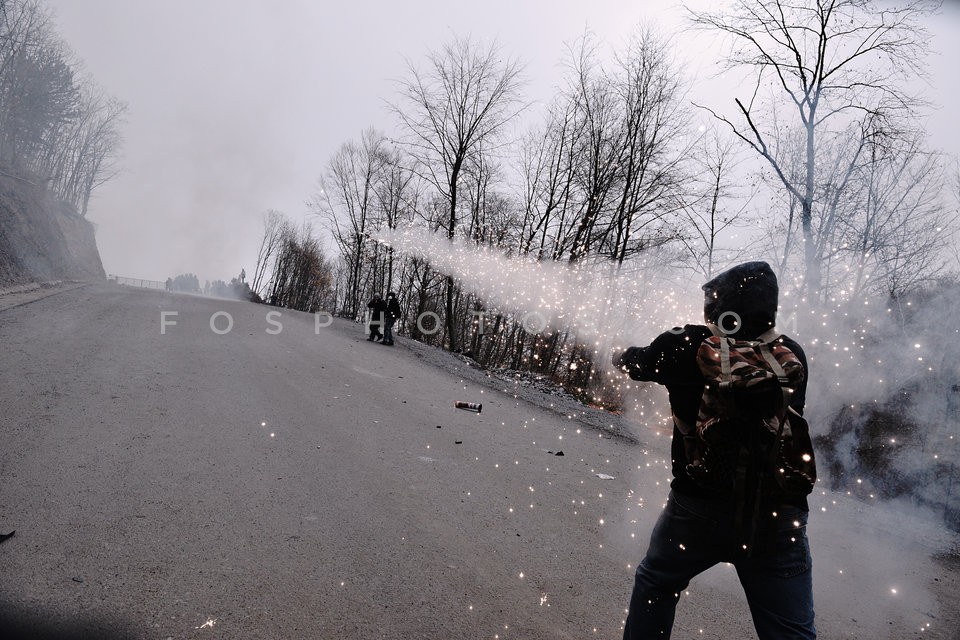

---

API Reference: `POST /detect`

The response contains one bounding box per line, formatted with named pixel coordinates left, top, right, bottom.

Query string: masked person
left=613, top=261, right=816, bottom=640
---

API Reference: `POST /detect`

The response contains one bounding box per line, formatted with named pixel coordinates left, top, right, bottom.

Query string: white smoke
left=377, top=227, right=959, bottom=515
left=372, top=226, right=703, bottom=359
left=377, top=226, right=959, bottom=635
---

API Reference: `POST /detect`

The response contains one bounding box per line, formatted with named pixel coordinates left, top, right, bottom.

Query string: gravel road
left=1, top=283, right=957, bottom=639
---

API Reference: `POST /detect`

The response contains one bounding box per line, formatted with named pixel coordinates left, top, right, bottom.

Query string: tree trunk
left=445, top=164, right=461, bottom=351
left=803, top=120, right=820, bottom=299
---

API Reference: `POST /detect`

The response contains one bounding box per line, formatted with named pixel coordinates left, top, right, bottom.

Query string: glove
left=613, top=346, right=645, bottom=370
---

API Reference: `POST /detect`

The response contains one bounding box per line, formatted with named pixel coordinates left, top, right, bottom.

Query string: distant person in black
left=382, top=291, right=401, bottom=346
left=367, top=294, right=386, bottom=342
left=613, top=261, right=816, bottom=639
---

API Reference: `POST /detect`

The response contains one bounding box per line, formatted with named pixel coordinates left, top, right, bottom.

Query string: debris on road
left=0, top=530, right=14, bottom=544
left=595, top=473, right=615, bottom=480
left=454, top=401, right=482, bottom=413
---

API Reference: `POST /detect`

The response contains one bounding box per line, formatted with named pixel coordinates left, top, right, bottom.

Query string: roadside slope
left=0, top=173, right=104, bottom=287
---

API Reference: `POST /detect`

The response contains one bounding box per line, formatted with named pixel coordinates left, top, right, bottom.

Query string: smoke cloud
left=378, top=226, right=960, bottom=634
left=377, top=226, right=960, bottom=524
left=373, top=226, right=703, bottom=355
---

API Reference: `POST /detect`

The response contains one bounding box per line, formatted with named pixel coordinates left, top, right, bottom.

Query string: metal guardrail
left=110, top=275, right=166, bottom=290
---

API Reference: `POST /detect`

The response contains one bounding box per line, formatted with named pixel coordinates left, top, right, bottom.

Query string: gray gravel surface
left=1, top=283, right=957, bottom=639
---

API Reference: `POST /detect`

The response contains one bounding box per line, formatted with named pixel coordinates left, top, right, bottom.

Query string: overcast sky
left=45, top=0, right=960, bottom=284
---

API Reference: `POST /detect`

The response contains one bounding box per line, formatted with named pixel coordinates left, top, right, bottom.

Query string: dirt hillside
left=0, top=171, right=104, bottom=286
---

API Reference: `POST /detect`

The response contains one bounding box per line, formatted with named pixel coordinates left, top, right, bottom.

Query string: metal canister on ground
left=454, top=401, right=482, bottom=413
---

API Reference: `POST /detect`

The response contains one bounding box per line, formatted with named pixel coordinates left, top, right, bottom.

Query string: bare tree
left=678, top=128, right=757, bottom=278
left=461, top=143, right=520, bottom=249
left=953, top=161, right=960, bottom=274
left=0, top=0, right=54, bottom=166
left=837, top=130, right=956, bottom=297
left=251, top=209, right=287, bottom=298
left=560, top=34, right=622, bottom=263
left=263, top=220, right=334, bottom=313
left=516, top=101, right=578, bottom=259
left=1, top=0, right=124, bottom=213
left=758, top=111, right=954, bottom=299
left=604, top=27, right=691, bottom=265
left=690, top=0, right=938, bottom=297
left=373, top=145, right=418, bottom=294
left=391, top=35, right=524, bottom=351
left=312, top=128, right=390, bottom=318
left=543, top=30, right=692, bottom=265
left=48, top=83, right=125, bottom=216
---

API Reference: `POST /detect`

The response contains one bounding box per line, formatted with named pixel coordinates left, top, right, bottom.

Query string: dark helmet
left=702, top=261, right=779, bottom=339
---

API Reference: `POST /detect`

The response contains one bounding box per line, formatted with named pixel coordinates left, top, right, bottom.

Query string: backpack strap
left=719, top=336, right=733, bottom=386
left=757, top=342, right=787, bottom=380
left=757, top=327, right=780, bottom=343
left=757, top=337, right=797, bottom=414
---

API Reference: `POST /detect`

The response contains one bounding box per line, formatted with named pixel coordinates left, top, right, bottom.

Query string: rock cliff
left=0, top=172, right=104, bottom=286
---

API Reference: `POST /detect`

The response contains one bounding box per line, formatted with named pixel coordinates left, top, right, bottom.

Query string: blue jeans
left=383, top=316, right=396, bottom=343
left=623, top=490, right=815, bottom=639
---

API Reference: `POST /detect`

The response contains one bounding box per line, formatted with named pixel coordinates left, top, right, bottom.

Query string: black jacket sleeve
left=615, top=326, right=711, bottom=471
left=614, top=325, right=712, bottom=385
